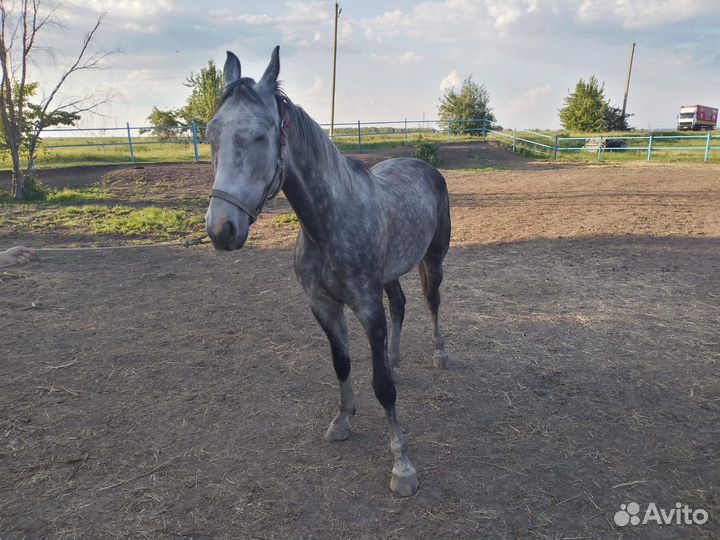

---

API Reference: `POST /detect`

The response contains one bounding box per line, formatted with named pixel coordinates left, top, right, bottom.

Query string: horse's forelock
left=217, top=77, right=266, bottom=111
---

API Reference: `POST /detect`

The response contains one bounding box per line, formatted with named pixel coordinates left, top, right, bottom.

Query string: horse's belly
left=381, top=223, right=435, bottom=282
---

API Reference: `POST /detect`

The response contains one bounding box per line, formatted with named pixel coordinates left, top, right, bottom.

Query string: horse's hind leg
left=384, top=280, right=405, bottom=369
left=311, top=298, right=356, bottom=442
left=419, top=255, right=449, bottom=368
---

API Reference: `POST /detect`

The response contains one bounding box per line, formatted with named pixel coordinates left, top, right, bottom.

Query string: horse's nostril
left=220, top=221, right=234, bottom=248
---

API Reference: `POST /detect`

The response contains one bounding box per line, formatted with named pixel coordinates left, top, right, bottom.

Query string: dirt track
left=1, top=144, right=719, bottom=539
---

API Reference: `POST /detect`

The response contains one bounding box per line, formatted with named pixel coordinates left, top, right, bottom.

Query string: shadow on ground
left=1, top=235, right=718, bottom=539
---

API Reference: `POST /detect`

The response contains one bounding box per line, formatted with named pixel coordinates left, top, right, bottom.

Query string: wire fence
left=7, top=118, right=718, bottom=169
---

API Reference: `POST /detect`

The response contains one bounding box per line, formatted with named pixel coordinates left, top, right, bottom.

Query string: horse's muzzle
left=207, top=220, right=249, bottom=251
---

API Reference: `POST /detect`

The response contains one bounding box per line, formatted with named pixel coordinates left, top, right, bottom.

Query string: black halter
left=209, top=99, right=289, bottom=224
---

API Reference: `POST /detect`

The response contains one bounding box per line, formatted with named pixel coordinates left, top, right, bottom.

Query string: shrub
left=414, top=137, right=442, bottom=167
left=22, top=174, right=49, bottom=201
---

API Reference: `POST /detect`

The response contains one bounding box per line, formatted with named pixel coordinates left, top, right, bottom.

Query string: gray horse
left=205, top=47, right=451, bottom=496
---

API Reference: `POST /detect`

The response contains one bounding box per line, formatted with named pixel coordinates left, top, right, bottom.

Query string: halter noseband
left=209, top=99, right=290, bottom=224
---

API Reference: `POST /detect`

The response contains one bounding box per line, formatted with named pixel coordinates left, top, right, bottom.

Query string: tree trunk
left=11, top=149, right=24, bottom=200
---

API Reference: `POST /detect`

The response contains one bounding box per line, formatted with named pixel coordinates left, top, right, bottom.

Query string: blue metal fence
left=37, top=119, right=719, bottom=164
left=485, top=125, right=719, bottom=163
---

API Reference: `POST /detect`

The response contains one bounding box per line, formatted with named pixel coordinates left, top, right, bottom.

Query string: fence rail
left=7, top=118, right=718, bottom=169
left=484, top=125, right=719, bottom=163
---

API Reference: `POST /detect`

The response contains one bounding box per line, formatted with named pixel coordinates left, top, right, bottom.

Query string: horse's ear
left=224, top=51, right=241, bottom=87
left=258, top=46, right=280, bottom=92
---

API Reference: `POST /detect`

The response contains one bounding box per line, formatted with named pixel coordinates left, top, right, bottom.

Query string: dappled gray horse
left=204, top=47, right=451, bottom=496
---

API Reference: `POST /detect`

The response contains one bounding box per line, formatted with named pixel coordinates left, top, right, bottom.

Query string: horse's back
left=370, top=157, right=450, bottom=281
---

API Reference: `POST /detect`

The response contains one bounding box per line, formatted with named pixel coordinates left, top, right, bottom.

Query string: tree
left=143, top=106, right=182, bottom=140
left=0, top=1, right=113, bottom=199
left=559, top=76, right=630, bottom=132
left=178, top=60, right=223, bottom=125
left=147, top=60, right=223, bottom=140
left=437, top=76, right=495, bottom=135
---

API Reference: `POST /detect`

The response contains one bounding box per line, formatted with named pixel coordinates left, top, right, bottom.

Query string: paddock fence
left=7, top=118, right=719, bottom=169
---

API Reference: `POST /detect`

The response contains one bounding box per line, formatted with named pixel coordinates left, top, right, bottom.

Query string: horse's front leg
left=354, top=294, right=418, bottom=497
left=311, top=297, right=356, bottom=442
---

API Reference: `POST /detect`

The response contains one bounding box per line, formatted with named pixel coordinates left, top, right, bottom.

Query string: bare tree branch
left=0, top=1, right=115, bottom=198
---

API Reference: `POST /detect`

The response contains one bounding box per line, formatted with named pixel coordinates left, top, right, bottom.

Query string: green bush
left=22, top=174, right=49, bottom=201
left=414, top=137, right=442, bottom=167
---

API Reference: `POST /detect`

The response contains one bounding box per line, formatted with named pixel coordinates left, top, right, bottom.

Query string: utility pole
left=621, top=42, right=636, bottom=128
left=330, top=2, right=341, bottom=139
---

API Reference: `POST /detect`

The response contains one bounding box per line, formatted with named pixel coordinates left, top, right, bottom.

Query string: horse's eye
left=254, top=135, right=267, bottom=143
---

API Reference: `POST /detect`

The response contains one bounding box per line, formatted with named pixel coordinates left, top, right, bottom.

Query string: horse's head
left=205, top=46, right=285, bottom=251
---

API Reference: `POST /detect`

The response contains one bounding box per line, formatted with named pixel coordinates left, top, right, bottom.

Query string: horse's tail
left=426, top=167, right=451, bottom=262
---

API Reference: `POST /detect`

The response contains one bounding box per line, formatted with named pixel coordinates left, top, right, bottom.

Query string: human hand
left=0, top=246, right=35, bottom=267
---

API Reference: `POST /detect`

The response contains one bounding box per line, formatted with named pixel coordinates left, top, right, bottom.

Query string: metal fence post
left=357, top=120, right=362, bottom=150
left=126, top=122, right=135, bottom=162
left=192, top=123, right=200, bottom=162
left=647, top=134, right=653, bottom=161
left=705, top=132, right=711, bottom=162
left=447, top=121, right=451, bottom=143
left=404, top=118, right=407, bottom=144
left=553, top=132, right=558, bottom=160
left=482, top=119, right=487, bottom=142
left=597, top=139, right=602, bottom=162
left=512, top=128, right=517, bottom=152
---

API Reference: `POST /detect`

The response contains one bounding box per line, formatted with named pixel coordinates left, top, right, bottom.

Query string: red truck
left=677, top=105, right=718, bottom=131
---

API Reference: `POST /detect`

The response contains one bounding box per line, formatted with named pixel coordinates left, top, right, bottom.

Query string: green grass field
left=0, top=184, right=205, bottom=243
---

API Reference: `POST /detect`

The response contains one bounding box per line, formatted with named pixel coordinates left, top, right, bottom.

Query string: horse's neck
left=281, top=121, right=351, bottom=244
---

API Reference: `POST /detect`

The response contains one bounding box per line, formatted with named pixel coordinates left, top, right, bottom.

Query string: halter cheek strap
left=209, top=99, right=290, bottom=224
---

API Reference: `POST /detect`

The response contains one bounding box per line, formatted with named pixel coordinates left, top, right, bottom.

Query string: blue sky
left=33, top=0, right=720, bottom=130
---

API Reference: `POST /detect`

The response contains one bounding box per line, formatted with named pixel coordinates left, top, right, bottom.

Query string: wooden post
left=357, top=120, right=361, bottom=150
left=647, top=134, right=653, bottom=161
left=329, top=2, right=341, bottom=139
left=553, top=132, right=558, bottom=160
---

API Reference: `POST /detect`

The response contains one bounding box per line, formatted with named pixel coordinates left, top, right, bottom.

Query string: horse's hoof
left=390, top=462, right=418, bottom=497
left=432, top=350, right=449, bottom=369
left=324, top=417, right=351, bottom=442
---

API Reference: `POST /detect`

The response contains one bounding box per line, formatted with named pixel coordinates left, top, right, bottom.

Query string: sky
left=26, top=0, right=720, bottom=131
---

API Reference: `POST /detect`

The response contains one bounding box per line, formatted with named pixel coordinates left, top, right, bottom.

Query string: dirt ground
left=1, top=143, right=719, bottom=539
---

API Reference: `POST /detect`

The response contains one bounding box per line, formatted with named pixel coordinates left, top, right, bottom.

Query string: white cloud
left=310, top=76, right=324, bottom=94
left=576, top=0, right=715, bottom=29
left=340, top=20, right=353, bottom=41
left=439, top=69, right=462, bottom=91
left=371, top=51, right=423, bottom=64
left=508, top=84, right=553, bottom=115
left=211, top=1, right=330, bottom=26
left=67, top=0, right=173, bottom=18
left=485, top=1, right=525, bottom=30
left=313, top=30, right=321, bottom=42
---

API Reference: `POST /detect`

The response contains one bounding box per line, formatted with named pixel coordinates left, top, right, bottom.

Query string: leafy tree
left=437, top=76, right=495, bottom=135
left=143, top=107, right=182, bottom=140
left=0, top=2, right=112, bottom=199
left=147, top=60, right=223, bottom=140
left=1, top=82, right=77, bottom=152
left=559, top=76, right=630, bottom=131
left=178, top=60, right=224, bottom=125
